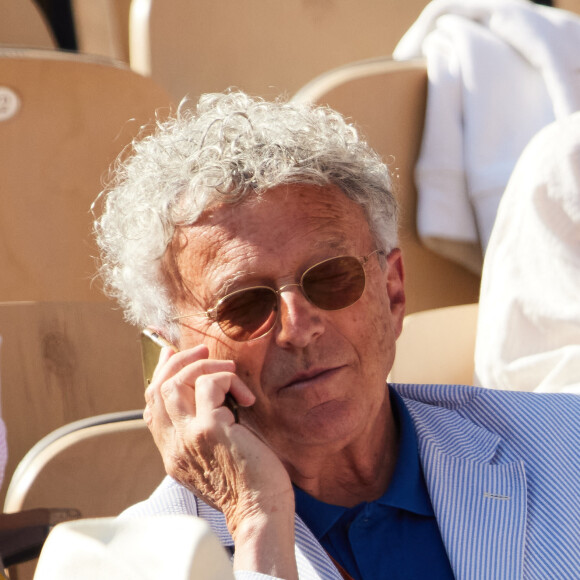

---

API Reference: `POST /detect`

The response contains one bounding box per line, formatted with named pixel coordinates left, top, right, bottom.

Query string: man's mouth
left=279, top=366, right=343, bottom=391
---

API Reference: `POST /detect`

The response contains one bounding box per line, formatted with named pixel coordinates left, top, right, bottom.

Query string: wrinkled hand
left=144, top=344, right=294, bottom=539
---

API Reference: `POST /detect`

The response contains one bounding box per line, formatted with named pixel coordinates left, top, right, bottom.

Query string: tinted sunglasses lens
left=302, top=256, right=365, bottom=310
left=216, top=287, right=278, bottom=341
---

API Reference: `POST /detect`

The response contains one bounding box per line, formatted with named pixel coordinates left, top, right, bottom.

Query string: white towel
left=474, top=112, right=580, bottom=394
left=394, top=0, right=580, bottom=273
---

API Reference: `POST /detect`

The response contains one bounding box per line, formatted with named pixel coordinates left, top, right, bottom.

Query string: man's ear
left=385, top=249, right=406, bottom=339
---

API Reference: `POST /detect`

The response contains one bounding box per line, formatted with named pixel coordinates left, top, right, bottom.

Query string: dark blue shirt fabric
left=294, top=388, right=455, bottom=580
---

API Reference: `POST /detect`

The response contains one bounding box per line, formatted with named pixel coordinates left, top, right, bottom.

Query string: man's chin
left=270, top=399, right=364, bottom=450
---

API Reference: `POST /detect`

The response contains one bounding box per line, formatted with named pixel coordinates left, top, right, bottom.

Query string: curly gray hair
left=93, top=91, right=398, bottom=338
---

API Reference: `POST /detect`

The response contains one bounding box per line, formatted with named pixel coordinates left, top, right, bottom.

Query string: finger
left=227, top=378, right=256, bottom=407
left=154, top=348, right=241, bottom=395
left=154, top=360, right=238, bottom=424
left=143, top=384, right=173, bottom=454
left=151, top=344, right=209, bottom=387
left=145, top=346, right=187, bottom=434
left=145, top=368, right=175, bottom=433
left=194, top=371, right=248, bottom=417
left=159, top=370, right=199, bottom=419
left=151, top=345, right=178, bottom=381
left=148, top=354, right=237, bottom=424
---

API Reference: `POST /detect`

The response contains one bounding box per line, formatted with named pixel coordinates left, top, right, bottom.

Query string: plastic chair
left=0, top=301, right=148, bottom=510
left=128, top=0, right=429, bottom=101
left=0, top=49, right=172, bottom=302
left=3, top=412, right=165, bottom=580
left=388, top=303, right=479, bottom=386
left=0, top=0, right=56, bottom=49
left=0, top=507, right=81, bottom=572
left=292, top=57, right=481, bottom=315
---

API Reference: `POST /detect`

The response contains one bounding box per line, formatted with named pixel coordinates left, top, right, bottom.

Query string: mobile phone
left=139, top=328, right=239, bottom=422
left=140, top=328, right=177, bottom=389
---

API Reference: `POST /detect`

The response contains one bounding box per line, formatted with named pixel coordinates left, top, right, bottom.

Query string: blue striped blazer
left=122, top=384, right=580, bottom=579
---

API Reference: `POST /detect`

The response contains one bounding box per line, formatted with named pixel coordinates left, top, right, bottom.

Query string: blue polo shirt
left=294, top=388, right=455, bottom=580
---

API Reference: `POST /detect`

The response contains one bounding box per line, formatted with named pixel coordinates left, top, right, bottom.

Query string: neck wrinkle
left=287, top=400, right=398, bottom=507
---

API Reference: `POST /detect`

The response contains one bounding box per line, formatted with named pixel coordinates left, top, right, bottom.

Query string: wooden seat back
left=0, top=0, right=56, bottom=49
left=0, top=301, right=148, bottom=510
left=0, top=49, right=172, bottom=302
left=129, top=0, right=429, bottom=101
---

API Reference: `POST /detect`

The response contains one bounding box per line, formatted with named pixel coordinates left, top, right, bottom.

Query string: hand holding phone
left=140, top=328, right=239, bottom=422
left=140, top=328, right=294, bottom=560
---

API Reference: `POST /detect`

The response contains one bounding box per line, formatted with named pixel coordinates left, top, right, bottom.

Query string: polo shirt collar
left=378, top=387, right=433, bottom=516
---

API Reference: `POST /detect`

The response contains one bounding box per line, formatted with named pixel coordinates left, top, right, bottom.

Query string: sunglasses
left=174, top=249, right=385, bottom=342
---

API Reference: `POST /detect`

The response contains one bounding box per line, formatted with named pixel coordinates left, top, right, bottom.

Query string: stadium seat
left=292, top=57, right=481, bottom=315
left=129, top=0, right=429, bottom=101
left=389, top=303, right=479, bottom=385
left=0, top=0, right=56, bottom=49
left=0, top=49, right=172, bottom=302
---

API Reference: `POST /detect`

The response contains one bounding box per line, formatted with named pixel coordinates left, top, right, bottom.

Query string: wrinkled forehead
left=189, top=183, right=367, bottom=248
left=163, top=184, right=374, bottom=299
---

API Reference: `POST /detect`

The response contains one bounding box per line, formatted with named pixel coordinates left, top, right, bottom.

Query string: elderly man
left=94, top=92, right=580, bottom=580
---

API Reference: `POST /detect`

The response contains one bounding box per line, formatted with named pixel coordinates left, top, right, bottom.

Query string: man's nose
left=274, top=286, right=325, bottom=348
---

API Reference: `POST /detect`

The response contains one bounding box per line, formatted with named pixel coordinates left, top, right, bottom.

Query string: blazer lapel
left=404, top=400, right=527, bottom=580
left=294, top=515, right=344, bottom=580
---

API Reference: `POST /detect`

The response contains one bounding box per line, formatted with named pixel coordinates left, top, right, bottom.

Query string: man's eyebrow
left=313, top=232, right=348, bottom=249
left=216, top=269, right=258, bottom=297
left=311, top=235, right=348, bottom=252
